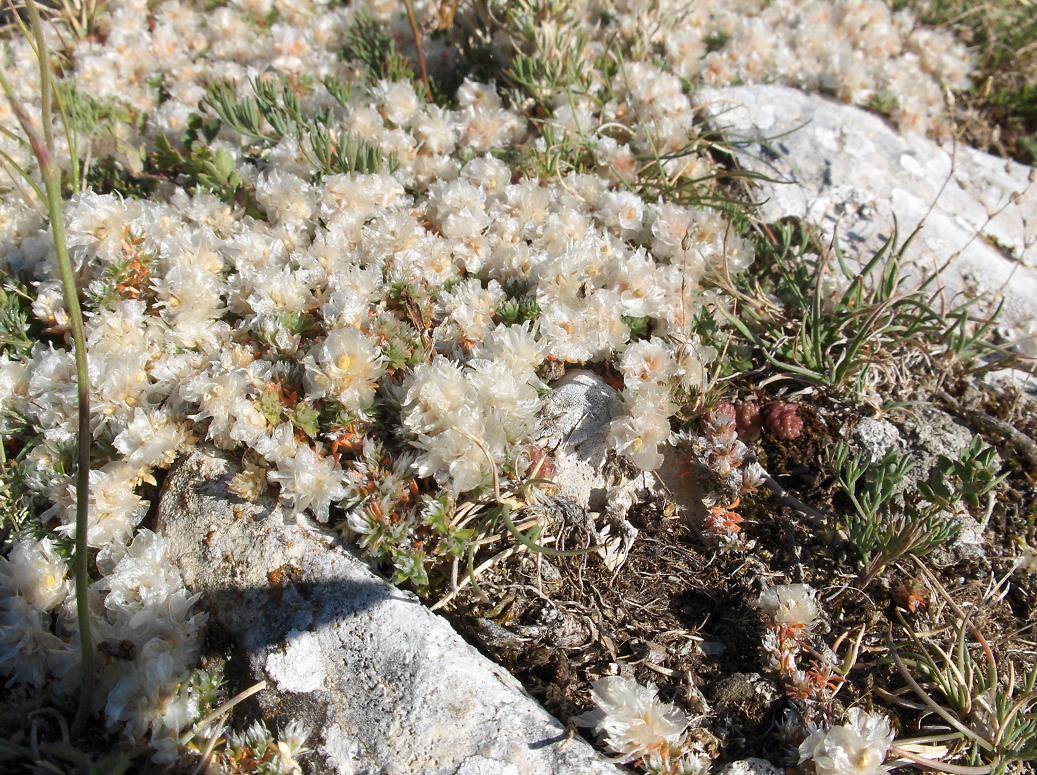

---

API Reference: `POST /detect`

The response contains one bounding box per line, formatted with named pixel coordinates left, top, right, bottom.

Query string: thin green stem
left=46, top=166, right=94, bottom=739
left=2, top=1, right=94, bottom=739
left=0, top=146, right=46, bottom=201
left=25, top=1, right=54, bottom=157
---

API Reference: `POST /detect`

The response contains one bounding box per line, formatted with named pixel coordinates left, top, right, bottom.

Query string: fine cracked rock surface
left=717, top=759, right=784, bottom=775
left=536, top=369, right=705, bottom=518
left=535, top=369, right=619, bottom=513
left=697, top=84, right=1037, bottom=355
left=157, top=448, right=625, bottom=775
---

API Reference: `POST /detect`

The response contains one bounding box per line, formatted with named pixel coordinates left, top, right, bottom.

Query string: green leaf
left=290, top=402, right=320, bottom=439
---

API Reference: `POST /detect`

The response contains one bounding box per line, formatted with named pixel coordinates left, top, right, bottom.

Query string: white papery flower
left=757, top=583, right=820, bottom=630
left=619, top=337, right=677, bottom=392
left=401, top=354, right=535, bottom=493
left=575, top=676, right=689, bottom=762
left=608, top=249, right=665, bottom=319
left=375, top=79, right=420, bottom=126
left=468, top=358, right=540, bottom=442
left=64, top=191, right=140, bottom=265
left=27, top=344, right=78, bottom=435
left=229, top=458, right=269, bottom=502
left=276, top=718, right=311, bottom=773
left=674, top=339, right=716, bottom=392
left=414, top=104, right=458, bottom=154
left=104, top=640, right=192, bottom=738
left=477, top=322, right=546, bottom=378
left=96, top=529, right=188, bottom=621
left=0, top=537, right=70, bottom=611
left=303, top=326, right=385, bottom=410
left=401, top=358, right=471, bottom=437
left=598, top=189, right=644, bottom=236
left=799, top=708, right=894, bottom=775
left=90, top=353, right=151, bottom=434
left=253, top=422, right=300, bottom=466
left=608, top=388, right=674, bottom=471
left=255, top=169, right=318, bottom=226
left=461, top=155, right=511, bottom=197
left=410, top=424, right=491, bottom=494
left=268, top=445, right=348, bottom=522
left=0, top=354, right=29, bottom=429
left=0, top=594, right=68, bottom=688
left=31, top=281, right=70, bottom=331
left=52, top=464, right=148, bottom=548
left=185, top=367, right=253, bottom=447
left=646, top=749, right=712, bottom=775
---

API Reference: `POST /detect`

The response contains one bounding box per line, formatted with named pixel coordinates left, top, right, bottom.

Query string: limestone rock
left=852, top=417, right=903, bottom=462
left=717, top=758, right=784, bottom=775
left=896, top=406, right=991, bottom=562
left=896, top=405, right=977, bottom=475
left=697, top=85, right=1037, bottom=355
left=535, top=369, right=619, bottom=512
left=157, top=448, right=624, bottom=775
left=536, top=369, right=704, bottom=517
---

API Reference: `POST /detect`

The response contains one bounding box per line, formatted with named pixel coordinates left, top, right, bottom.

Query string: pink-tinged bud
left=528, top=445, right=556, bottom=483
left=735, top=400, right=762, bottom=442
left=707, top=402, right=737, bottom=434
left=764, top=401, right=803, bottom=440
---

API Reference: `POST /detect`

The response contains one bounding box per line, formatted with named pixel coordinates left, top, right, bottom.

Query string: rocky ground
left=1, top=2, right=1035, bottom=775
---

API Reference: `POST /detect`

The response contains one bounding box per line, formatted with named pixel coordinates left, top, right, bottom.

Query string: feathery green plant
left=343, top=12, right=416, bottom=86
left=201, top=77, right=396, bottom=179
left=828, top=433, right=1002, bottom=589
left=307, top=122, right=398, bottom=177
left=830, top=442, right=957, bottom=587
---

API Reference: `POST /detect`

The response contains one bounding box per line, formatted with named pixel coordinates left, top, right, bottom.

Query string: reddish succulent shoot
left=735, top=400, right=763, bottom=442
left=764, top=401, right=804, bottom=441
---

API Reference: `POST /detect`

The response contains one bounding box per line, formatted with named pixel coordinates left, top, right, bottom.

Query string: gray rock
left=853, top=417, right=903, bottom=462
left=535, top=369, right=619, bottom=512
left=536, top=369, right=705, bottom=518
left=710, top=672, right=781, bottom=719
left=157, top=448, right=624, bottom=775
left=984, top=367, right=1037, bottom=396
left=697, top=85, right=1037, bottom=355
left=896, top=405, right=976, bottom=475
left=718, top=758, right=783, bottom=775
left=895, top=406, right=994, bottom=562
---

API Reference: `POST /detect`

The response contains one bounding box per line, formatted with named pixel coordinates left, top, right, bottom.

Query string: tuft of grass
left=715, top=219, right=1000, bottom=396
left=889, top=562, right=1037, bottom=773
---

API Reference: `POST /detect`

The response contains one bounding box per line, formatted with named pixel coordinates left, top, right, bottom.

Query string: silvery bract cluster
left=799, top=708, right=895, bottom=775
left=575, top=675, right=690, bottom=763
left=758, top=583, right=821, bottom=631
left=0, top=0, right=967, bottom=765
